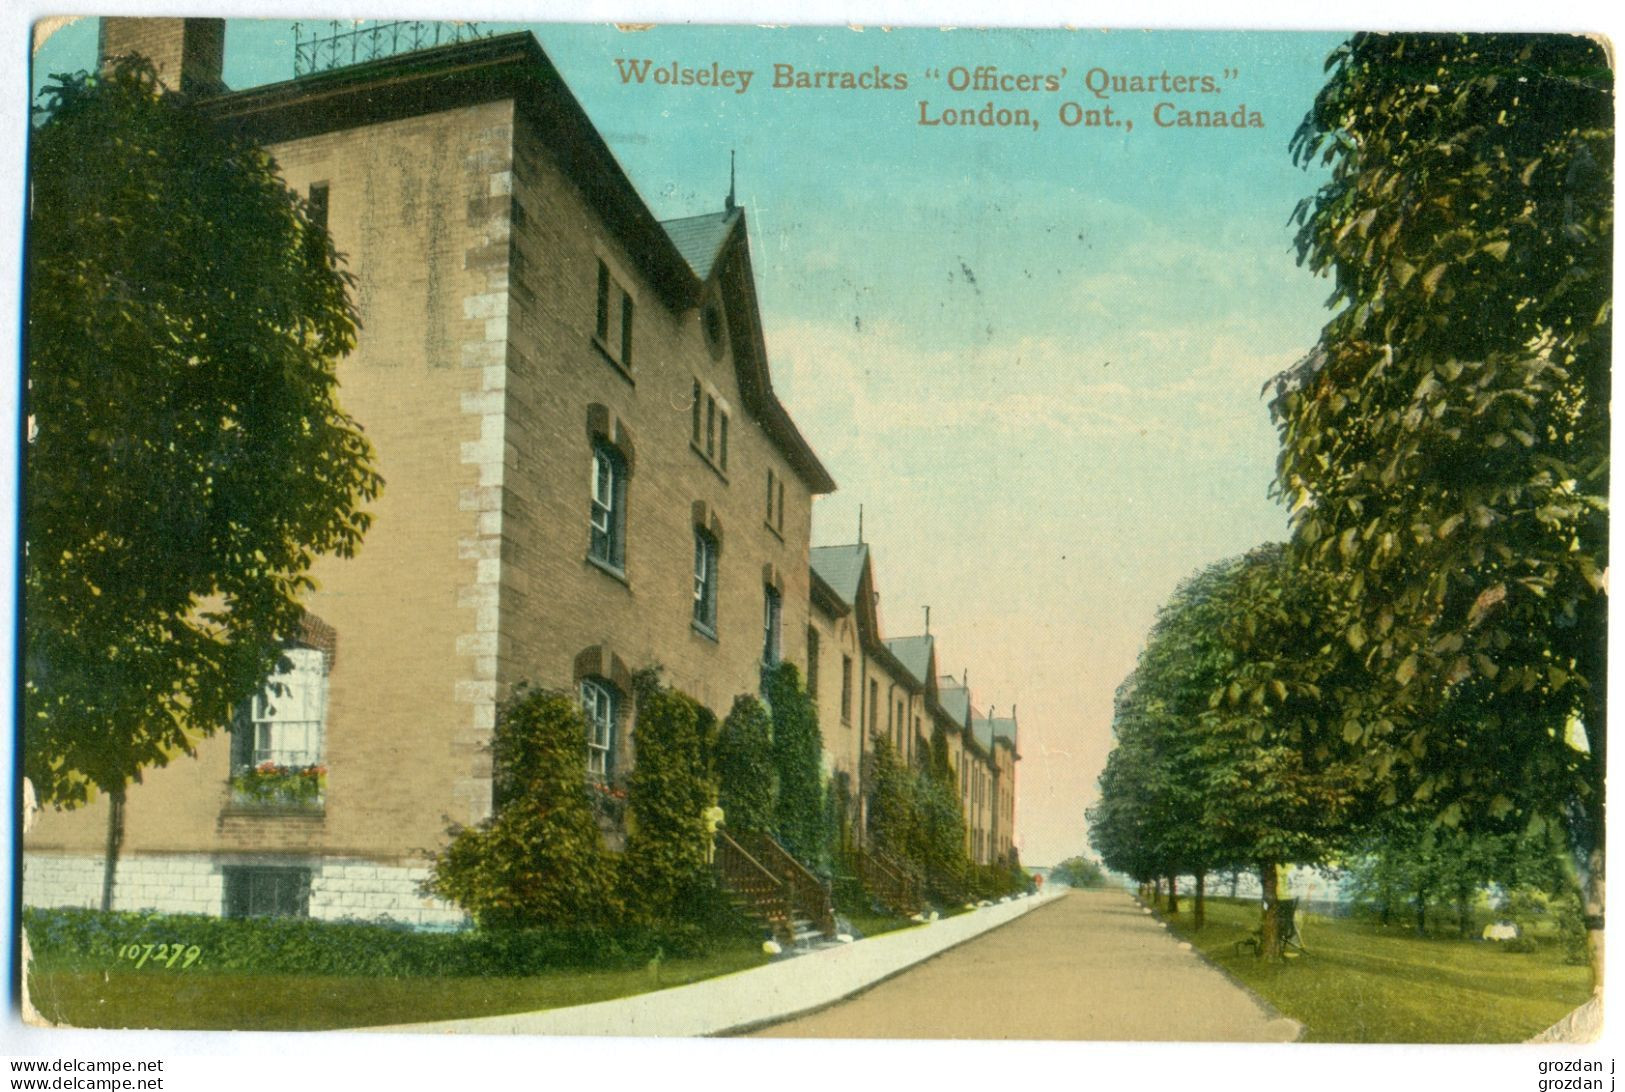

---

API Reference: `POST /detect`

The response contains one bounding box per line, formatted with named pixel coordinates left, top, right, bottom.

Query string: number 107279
left=118, top=943, right=204, bottom=969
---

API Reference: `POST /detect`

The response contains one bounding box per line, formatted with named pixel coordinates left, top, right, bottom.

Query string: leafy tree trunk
left=1194, top=871, right=1206, bottom=931
left=100, top=786, right=125, bottom=912
left=1230, top=870, right=1240, bottom=898
left=1413, top=884, right=1429, bottom=937
left=1258, top=860, right=1282, bottom=960
left=1456, top=887, right=1473, bottom=938
left=1165, top=874, right=1178, bottom=914
left=1585, top=843, right=1604, bottom=992
left=1152, top=876, right=1162, bottom=904
left=1580, top=614, right=1606, bottom=992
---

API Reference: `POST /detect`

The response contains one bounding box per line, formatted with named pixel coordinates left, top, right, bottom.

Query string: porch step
left=713, top=830, right=837, bottom=948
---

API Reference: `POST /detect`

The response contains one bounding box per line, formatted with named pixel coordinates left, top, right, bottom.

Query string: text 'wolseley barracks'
left=23, top=18, right=1020, bottom=928
left=612, top=56, right=1266, bottom=133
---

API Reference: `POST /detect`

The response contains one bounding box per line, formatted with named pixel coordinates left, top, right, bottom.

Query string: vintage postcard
left=7, top=4, right=1615, bottom=1083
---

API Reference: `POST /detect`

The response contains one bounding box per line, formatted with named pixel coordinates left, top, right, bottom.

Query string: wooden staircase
left=855, top=847, right=924, bottom=916
left=714, top=830, right=837, bottom=947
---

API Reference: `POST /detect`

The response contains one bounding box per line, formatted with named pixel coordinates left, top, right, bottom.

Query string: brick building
left=24, top=18, right=833, bottom=925
left=23, top=18, right=1019, bottom=924
left=807, top=543, right=1019, bottom=864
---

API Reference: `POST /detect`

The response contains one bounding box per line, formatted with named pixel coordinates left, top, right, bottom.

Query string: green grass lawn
left=1160, top=897, right=1592, bottom=1042
left=841, top=908, right=919, bottom=939
left=26, top=944, right=770, bottom=1031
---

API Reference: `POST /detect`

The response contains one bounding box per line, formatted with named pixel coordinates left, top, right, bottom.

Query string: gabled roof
left=809, top=565, right=849, bottom=619
left=661, top=210, right=738, bottom=281
left=971, top=711, right=1019, bottom=757
left=937, top=675, right=971, bottom=728
left=885, top=635, right=934, bottom=684
left=971, top=713, right=994, bottom=753
left=990, top=716, right=1018, bottom=748
left=810, top=544, right=869, bottom=607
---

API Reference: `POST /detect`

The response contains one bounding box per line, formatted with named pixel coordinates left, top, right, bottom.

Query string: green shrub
left=22, top=907, right=718, bottom=977
left=422, top=687, right=619, bottom=929
left=716, top=694, right=775, bottom=834
left=1497, top=886, right=1588, bottom=961
left=918, top=727, right=971, bottom=902
left=621, top=680, right=717, bottom=923
left=767, top=663, right=827, bottom=868
left=866, top=735, right=916, bottom=863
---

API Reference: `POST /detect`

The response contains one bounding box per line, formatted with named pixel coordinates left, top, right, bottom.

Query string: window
left=868, top=679, right=878, bottom=735
left=589, top=442, right=626, bottom=570
left=778, top=478, right=786, bottom=532
left=580, top=677, right=617, bottom=778
left=594, top=258, right=634, bottom=371
left=307, top=182, right=330, bottom=232
left=763, top=586, right=782, bottom=667
left=766, top=469, right=776, bottom=523
left=620, top=293, right=635, bottom=365
left=693, top=529, right=718, bottom=633
left=806, top=627, right=820, bottom=697
left=841, top=656, right=853, bottom=724
left=691, top=383, right=729, bottom=475
left=596, top=260, right=611, bottom=341
left=244, top=647, right=327, bottom=768
left=224, top=866, right=311, bottom=919
left=230, top=645, right=329, bottom=810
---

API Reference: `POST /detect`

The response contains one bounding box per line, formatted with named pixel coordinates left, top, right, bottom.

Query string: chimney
left=98, top=17, right=226, bottom=94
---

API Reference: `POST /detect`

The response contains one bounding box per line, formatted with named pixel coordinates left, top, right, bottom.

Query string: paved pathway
left=368, top=891, right=1057, bottom=1036
left=749, top=888, right=1302, bottom=1041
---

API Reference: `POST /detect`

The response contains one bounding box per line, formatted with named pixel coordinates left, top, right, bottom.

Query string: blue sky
left=32, top=18, right=1347, bottom=865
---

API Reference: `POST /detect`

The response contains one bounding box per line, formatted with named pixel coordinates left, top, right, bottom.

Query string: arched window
left=762, top=584, right=782, bottom=666
left=579, top=676, right=618, bottom=778
left=693, top=527, right=719, bottom=634
left=589, top=441, right=627, bottom=571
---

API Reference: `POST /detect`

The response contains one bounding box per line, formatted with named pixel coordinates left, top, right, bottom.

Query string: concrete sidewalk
left=367, top=890, right=1063, bottom=1036
left=752, top=887, right=1302, bottom=1040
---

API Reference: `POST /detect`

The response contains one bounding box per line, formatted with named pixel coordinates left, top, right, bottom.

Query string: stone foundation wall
left=23, top=852, right=468, bottom=929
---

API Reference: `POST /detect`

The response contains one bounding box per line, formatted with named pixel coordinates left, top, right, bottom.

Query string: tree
left=422, top=689, right=619, bottom=928
left=1087, top=670, right=1200, bottom=918
left=1201, top=545, right=1363, bottom=955
left=1050, top=856, right=1108, bottom=889
left=1091, top=547, right=1362, bottom=954
left=1086, top=720, right=1161, bottom=891
left=1276, top=34, right=1610, bottom=976
left=24, top=57, right=382, bottom=811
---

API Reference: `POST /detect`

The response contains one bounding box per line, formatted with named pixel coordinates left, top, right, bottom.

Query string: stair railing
left=744, top=833, right=837, bottom=938
left=714, top=830, right=793, bottom=943
left=857, top=848, right=923, bottom=915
